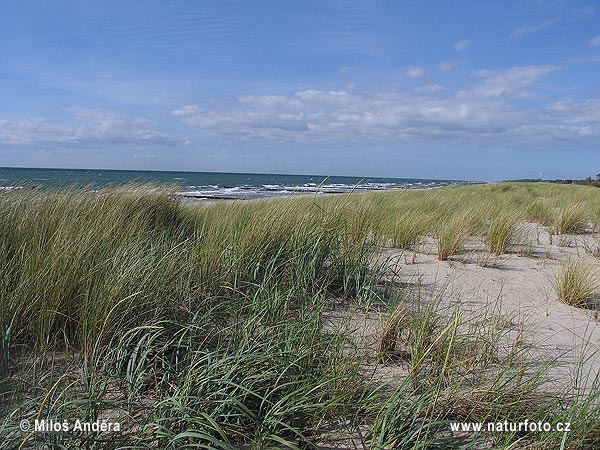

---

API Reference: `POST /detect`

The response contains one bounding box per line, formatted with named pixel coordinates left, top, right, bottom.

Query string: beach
left=4, top=0, right=599, bottom=447
left=1, top=181, right=599, bottom=448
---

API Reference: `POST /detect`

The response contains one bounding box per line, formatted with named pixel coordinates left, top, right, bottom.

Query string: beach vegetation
left=436, top=212, right=472, bottom=260
left=1, top=182, right=600, bottom=447
left=485, top=212, right=521, bottom=255
left=554, top=202, right=588, bottom=234
left=553, top=258, right=597, bottom=308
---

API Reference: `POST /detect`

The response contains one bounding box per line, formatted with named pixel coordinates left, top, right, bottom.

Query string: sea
left=0, top=167, right=473, bottom=200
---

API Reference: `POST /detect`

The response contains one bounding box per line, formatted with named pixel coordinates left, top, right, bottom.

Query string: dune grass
left=0, top=185, right=380, bottom=448
left=553, top=258, right=597, bottom=308
left=554, top=202, right=589, bottom=234
left=485, top=212, right=522, bottom=255
left=1, top=182, right=600, bottom=448
left=435, top=212, right=475, bottom=260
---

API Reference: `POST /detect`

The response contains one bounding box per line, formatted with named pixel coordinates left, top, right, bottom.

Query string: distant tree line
left=509, top=174, right=600, bottom=186
left=576, top=173, right=600, bottom=187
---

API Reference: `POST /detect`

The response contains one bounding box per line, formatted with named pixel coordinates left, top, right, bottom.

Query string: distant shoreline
left=178, top=181, right=482, bottom=202
left=0, top=166, right=477, bottom=201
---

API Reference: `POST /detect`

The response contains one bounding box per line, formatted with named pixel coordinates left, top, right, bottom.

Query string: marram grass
left=553, top=258, right=597, bottom=307
left=554, top=202, right=589, bottom=234
left=436, top=212, right=474, bottom=261
left=485, top=212, right=521, bottom=255
left=1, top=182, right=600, bottom=448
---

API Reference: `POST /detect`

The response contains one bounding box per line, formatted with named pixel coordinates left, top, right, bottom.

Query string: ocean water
left=0, top=167, right=472, bottom=200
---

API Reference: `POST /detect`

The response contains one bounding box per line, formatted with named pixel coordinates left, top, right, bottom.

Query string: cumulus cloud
left=171, top=65, right=599, bottom=146
left=545, top=98, right=600, bottom=134
left=510, top=98, right=600, bottom=141
left=454, top=39, right=471, bottom=52
left=510, top=19, right=555, bottom=39
left=589, top=35, right=600, bottom=47
left=0, top=108, right=176, bottom=147
left=172, top=90, right=520, bottom=143
left=405, top=66, right=425, bottom=78
left=0, top=118, right=73, bottom=146
left=462, top=65, right=558, bottom=99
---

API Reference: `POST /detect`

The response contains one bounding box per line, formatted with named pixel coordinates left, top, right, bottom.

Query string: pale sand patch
left=319, top=224, right=600, bottom=448
left=374, top=222, right=600, bottom=392
left=324, top=223, right=600, bottom=391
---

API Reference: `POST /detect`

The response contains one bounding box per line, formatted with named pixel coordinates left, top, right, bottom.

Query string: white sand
left=375, top=222, right=600, bottom=393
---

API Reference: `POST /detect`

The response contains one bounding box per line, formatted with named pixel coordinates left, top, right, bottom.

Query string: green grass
left=554, top=202, right=589, bottom=234
left=0, top=186, right=379, bottom=448
left=436, top=212, right=474, bottom=260
left=1, top=182, right=600, bottom=448
left=485, top=211, right=522, bottom=255
left=553, top=258, right=597, bottom=308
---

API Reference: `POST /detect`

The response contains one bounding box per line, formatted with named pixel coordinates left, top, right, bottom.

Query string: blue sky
left=0, top=0, right=599, bottom=180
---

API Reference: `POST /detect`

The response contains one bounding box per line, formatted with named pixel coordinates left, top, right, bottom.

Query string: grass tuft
left=485, top=212, right=521, bottom=255
left=436, top=213, right=472, bottom=261
left=553, top=258, right=597, bottom=308
left=555, top=203, right=588, bottom=234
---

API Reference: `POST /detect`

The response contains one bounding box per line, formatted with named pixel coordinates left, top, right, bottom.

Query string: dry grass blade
left=378, top=303, right=410, bottom=359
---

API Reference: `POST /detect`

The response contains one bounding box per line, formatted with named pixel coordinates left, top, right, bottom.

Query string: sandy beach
left=363, top=224, right=600, bottom=392
left=2, top=182, right=600, bottom=449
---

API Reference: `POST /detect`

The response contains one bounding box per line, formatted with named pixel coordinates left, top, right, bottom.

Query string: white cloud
left=339, top=66, right=370, bottom=73
left=514, top=98, right=600, bottom=140
left=171, top=65, right=598, bottom=146
left=510, top=19, right=555, bottom=39
left=172, top=89, right=517, bottom=143
left=0, top=118, right=72, bottom=145
left=405, top=66, right=425, bottom=78
left=546, top=98, right=600, bottom=126
left=454, top=40, right=471, bottom=52
left=0, top=108, right=176, bottom=147
left=415, top=84, right=444, bottom=94
left=589, top=35, right=600, bottom=47
left=437, top=60, right=465, bottom=71
left=462, top=65, right=558, bottom=99
left=172, top=105, right=200, bottom=116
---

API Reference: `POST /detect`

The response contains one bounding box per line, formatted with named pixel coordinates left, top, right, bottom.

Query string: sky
left=0, top=0, right=599, bottom=181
